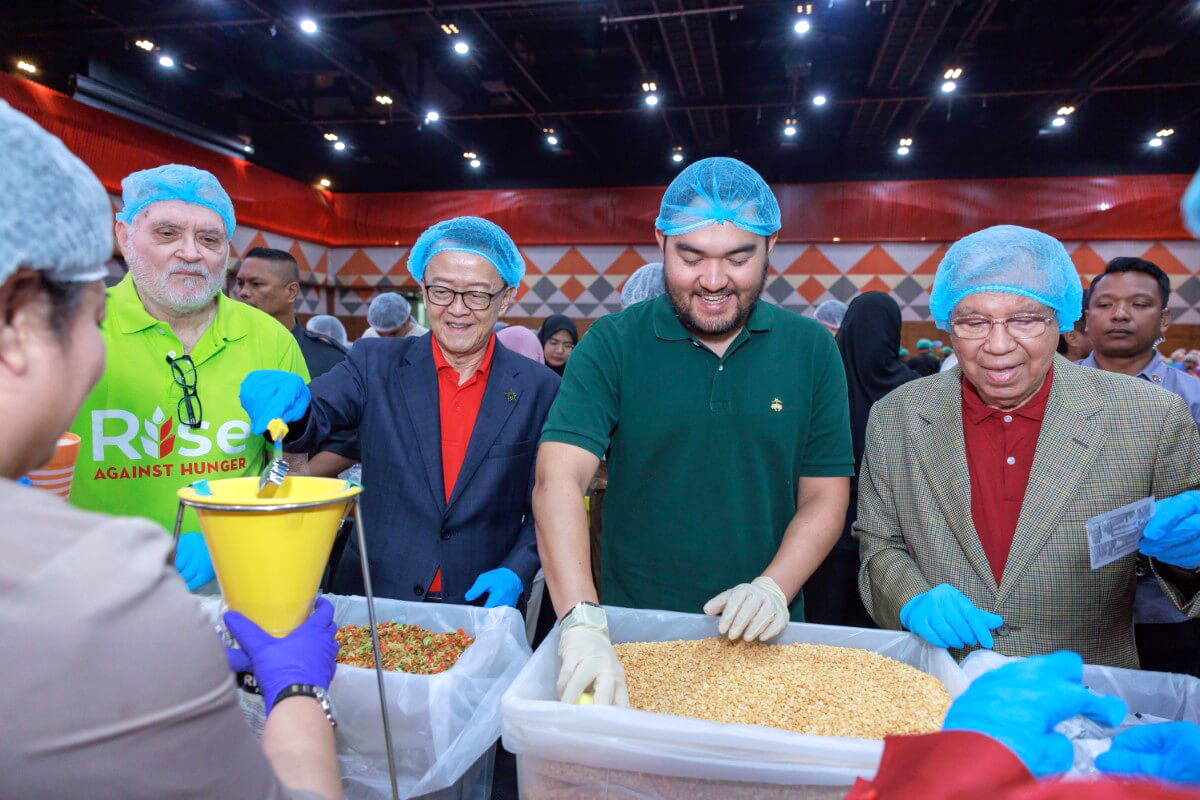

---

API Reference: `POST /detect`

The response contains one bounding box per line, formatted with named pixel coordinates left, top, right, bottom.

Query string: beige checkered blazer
left=855, top=355, right=1200, bottom=668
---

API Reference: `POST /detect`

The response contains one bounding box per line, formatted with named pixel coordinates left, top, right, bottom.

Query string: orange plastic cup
left=27, top=433, right=81, bottom=498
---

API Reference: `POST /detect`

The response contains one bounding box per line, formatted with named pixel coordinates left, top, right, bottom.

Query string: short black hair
left=243, top=247, right=299, bottom=285
left=1088, top=257, right=1170, bottom=308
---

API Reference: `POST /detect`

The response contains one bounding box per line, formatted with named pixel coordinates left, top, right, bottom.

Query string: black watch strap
left=273, top=684, right=337, bottom=728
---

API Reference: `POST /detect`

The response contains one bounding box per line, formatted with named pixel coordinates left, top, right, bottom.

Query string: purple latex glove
left=223, top=596, right=338, bottom=715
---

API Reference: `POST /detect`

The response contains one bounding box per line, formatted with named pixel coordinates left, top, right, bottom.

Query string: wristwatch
left=560, top=600, right=606, bottom=628
left=273, top=684, right=337, bottom=728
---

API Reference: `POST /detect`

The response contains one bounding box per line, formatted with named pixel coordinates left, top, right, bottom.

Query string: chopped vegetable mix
left=335, top=622, right=474, bottom=674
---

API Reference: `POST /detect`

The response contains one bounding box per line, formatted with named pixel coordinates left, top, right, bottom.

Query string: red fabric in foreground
left=844, top=731, right=1200, bottom=800
left=2, top=73, right=1193, bottom=246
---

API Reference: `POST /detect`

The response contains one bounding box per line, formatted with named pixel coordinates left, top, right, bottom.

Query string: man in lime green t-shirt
left=69, top=164, right=308, bottom=590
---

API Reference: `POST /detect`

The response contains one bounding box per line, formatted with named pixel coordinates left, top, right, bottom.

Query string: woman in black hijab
left=804, top=292, right=918, bottom=627
left=538, top=314, right=578, bottom=376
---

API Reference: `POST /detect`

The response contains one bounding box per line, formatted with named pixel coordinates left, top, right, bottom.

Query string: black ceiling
left=5, top=0, right=1200, bottom=192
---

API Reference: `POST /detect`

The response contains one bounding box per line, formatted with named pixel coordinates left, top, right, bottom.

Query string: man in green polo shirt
left=69, top=164, right=308, bottom=590
left=534, top=157, right=853, bottom=705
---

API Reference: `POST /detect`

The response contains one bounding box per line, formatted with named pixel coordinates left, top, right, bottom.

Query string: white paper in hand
left=1086, top=497, right=1155, bottom=570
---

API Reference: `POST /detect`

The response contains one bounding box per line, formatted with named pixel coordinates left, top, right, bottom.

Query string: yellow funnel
left=177, top=476, right=362, bottom=636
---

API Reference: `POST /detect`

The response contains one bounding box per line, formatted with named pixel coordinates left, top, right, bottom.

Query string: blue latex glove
left=1141, top=491, right=1200, bottom=569
left=464, top=567, right=524, bottom=608
left=943, top=651, right=1127, bottom=777
left=174, top=532, right=216, bottom=591
left=1096, top=721, right=1200, bottom=785
left=899, top=583, right=1005, bottom=650
left=223, top=597, right=338, bottom=715
left=238, top=370, right=311, bottom=436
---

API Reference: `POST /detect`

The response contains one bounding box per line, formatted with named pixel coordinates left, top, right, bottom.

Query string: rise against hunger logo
left=88, top=406, right=251, bottom=481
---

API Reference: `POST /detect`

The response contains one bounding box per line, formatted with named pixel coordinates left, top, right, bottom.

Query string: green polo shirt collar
left=109, top=273, right=249, bottom=344
left=651, top=294, right=776, bottom=343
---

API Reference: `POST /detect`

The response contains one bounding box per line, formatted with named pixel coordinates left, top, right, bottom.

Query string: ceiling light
left=424, top=110, right=440, bottom=123
left=896, top=146, right=910, bottom=156
left=794, top=18, right=811, bottom=34
left=1149, top=137, right=1163, bottom=148
left=299, top=18, right=318, bottom=34
left=671, top=145, right=685, bottom=164
left=1157, top=128, right=1175, bottom=138
left=641, top=82, right=657, bottom=92
left=469, top=158, right=482, bottom=169
left=1097, top=202, right=1111, bottom=211
left=940, top=80, right=956, bottom=94
left=375, top=94, right=393, bottom=105
left=440, top=23, right=460, bottom=35
left=463, top=151, right=477, bottom=159
left=546, top=135, right=559, bottom=146
left=333, top=141, right=346, bottom=151
left=16, top=60, right=37, bottom=74
left=319, top=178, right=331, bottom=188
left=135, top=39, right=155, bottom=51
left=1051, top=115, right=1066, bottom=128
left=832, top=236, right=841, bottom=242
left=812, top=93, right=827, bottom=107
left=453, top=39, right=470, bottom=55
left=243, top=144, right=253, bottom=154
left=323, top=132, right=339, bottom=141
left=644, top=94, right=659, bottom=107
left=158, top=55, right=175, bottom=68
left=943, top=67, right=963, bottom=80
left=783, top=117, right=798, bottom=137
left=896, top=136, right=912, bottom=156
left=1057, top=105, right=1076, bottom=116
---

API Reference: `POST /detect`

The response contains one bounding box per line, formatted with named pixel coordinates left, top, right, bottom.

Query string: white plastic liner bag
left=501, top=605, right=969, bottom=798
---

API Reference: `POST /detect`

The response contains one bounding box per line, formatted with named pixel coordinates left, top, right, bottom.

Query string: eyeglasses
left=949, top=314, right=1054, bottom=340
left=423, top=283, right=505, bottom=311
left=165, top=354, right=203, bottom=428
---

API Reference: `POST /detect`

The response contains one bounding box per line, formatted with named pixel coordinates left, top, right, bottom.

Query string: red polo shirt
left=428, top=335, right=496, bottom=591
left=961, top=369, right=1053, bottom=584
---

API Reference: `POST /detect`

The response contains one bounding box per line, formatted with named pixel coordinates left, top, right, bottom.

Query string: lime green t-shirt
left=69, top=274, right=309, bottom=534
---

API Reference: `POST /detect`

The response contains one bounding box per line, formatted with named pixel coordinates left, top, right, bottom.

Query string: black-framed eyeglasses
left=165, top=353, right=203, bottom=428
left=423, top=283, right=506, bottom=311
left=949, top=314, right=1054, bottom=340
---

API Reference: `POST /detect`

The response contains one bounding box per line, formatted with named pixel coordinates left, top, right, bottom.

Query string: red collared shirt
left=428, top=335, right=496, bottom=592
left=961, top=369, right=1053, bottom=584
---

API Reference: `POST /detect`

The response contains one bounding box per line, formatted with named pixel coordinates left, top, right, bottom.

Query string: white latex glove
left=703, top=576, right=790, bottom=642
left=556, top=609, right=629, bottom=706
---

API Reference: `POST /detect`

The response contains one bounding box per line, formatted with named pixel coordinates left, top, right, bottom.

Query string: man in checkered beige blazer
left=855, top=226, right=1200, bottom=668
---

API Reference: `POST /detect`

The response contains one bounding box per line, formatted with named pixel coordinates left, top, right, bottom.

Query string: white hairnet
left=367, top=292, right=412, bottom=332
left=930, top=225, right=1083, bottom=333
left=0, top=100, right=112, bottom=285
left=620, top=262, right=665, bottom=308
left=306, top=314, right=348, bottom=347
left=815, top=299, right=848, bottom=328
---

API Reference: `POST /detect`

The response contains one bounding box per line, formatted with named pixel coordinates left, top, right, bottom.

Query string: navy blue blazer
left=287, top=333, right=560, bottom=603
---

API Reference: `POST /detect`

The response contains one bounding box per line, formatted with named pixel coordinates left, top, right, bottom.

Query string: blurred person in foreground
left=805, top=292, right=917, bottom=627
left=0, top=99, right=341, bottom=800
left=535, top=157, right=852, bottom=705
left=239, top=217, right=559, bottom=607
left=847, top=651, right=1200, bottom=799
left=538, top=314, right=578, bottom=376
left=307, top=314, right=349, bottom=349
left=67, top=164, right=308, bottom=592
left=496, top=324, right=546, bottom=365
left=856, top=225, right=1200, bottom=668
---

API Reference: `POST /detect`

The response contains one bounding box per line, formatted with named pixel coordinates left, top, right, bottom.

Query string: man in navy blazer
left=239, top=216, right=559, bottom=606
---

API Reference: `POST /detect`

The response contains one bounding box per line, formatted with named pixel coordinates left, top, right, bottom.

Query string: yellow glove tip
left=267, top=418, right=289, bottom=441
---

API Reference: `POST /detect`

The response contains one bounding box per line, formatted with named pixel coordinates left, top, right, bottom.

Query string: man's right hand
left=899, top=583, right=1004, bottom=650
left=239, top=370, right=311, bottom=435
left=556, top=608, right=628, bottom=706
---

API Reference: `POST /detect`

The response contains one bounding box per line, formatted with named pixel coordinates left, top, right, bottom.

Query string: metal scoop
left=257, top=418, right=290, bottom=495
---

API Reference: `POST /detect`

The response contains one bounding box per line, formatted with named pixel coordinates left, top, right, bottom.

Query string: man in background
left=907, top=338, right=941, bottom=376
left=1057, top=295, right=1092, bottom=362
left=362, top=292, right=427, bottom=339
left=1078, top=256, right=1200, bottom=676
left=236, top=247, right=348, bottom=379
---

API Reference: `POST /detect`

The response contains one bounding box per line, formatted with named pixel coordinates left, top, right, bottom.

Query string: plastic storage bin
left=501, top=606, right=968, bottom=799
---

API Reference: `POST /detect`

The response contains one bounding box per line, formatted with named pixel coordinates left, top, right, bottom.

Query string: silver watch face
left=568, top=602, right=607, bottom=630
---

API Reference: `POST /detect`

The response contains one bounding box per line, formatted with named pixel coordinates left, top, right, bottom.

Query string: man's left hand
left=703, top=576, right=790, bottom=642
left=1141, top=491, right=1200, bottom=569
left=465, top=567, right=524, bottom=608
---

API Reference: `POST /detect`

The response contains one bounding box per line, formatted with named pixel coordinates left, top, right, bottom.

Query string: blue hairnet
left=655, top=157, right=781, bottom=237
left=306, top=314, right=348, bottom=347
left=1184, top=166, right=1200, bottom=239
left=620, top=262, right=665, bottom=308
left=0, top=100, right=112, bottom=285
left=899, top=347, right=910, bottom=358
left=367, top=292, right=412, bottom=332
left=815, top=299, right=848, bottom=328
left=930, top=339, right=944, bottom=349
left=916, top=338, right=932, bottom=349
left=930, top=225, right=1082, bottom=334
left=407, top=216, right=524, bottom=287
left=115, top=164, right=236, bottom=237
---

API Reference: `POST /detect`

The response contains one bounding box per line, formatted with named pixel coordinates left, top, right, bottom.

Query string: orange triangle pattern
left=1139, top=243, right=1191, bottom=275
left=913, top=245, right=949, bottom=274
left=1069, top=244, right=1106, bottom=277
left=785, top=246, right=840, bottom=275
left=857, top=276, right=893, bottom=294
left=848, top=245, right=906, bottom=275
left=607, top=246, right=652, bottom=275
